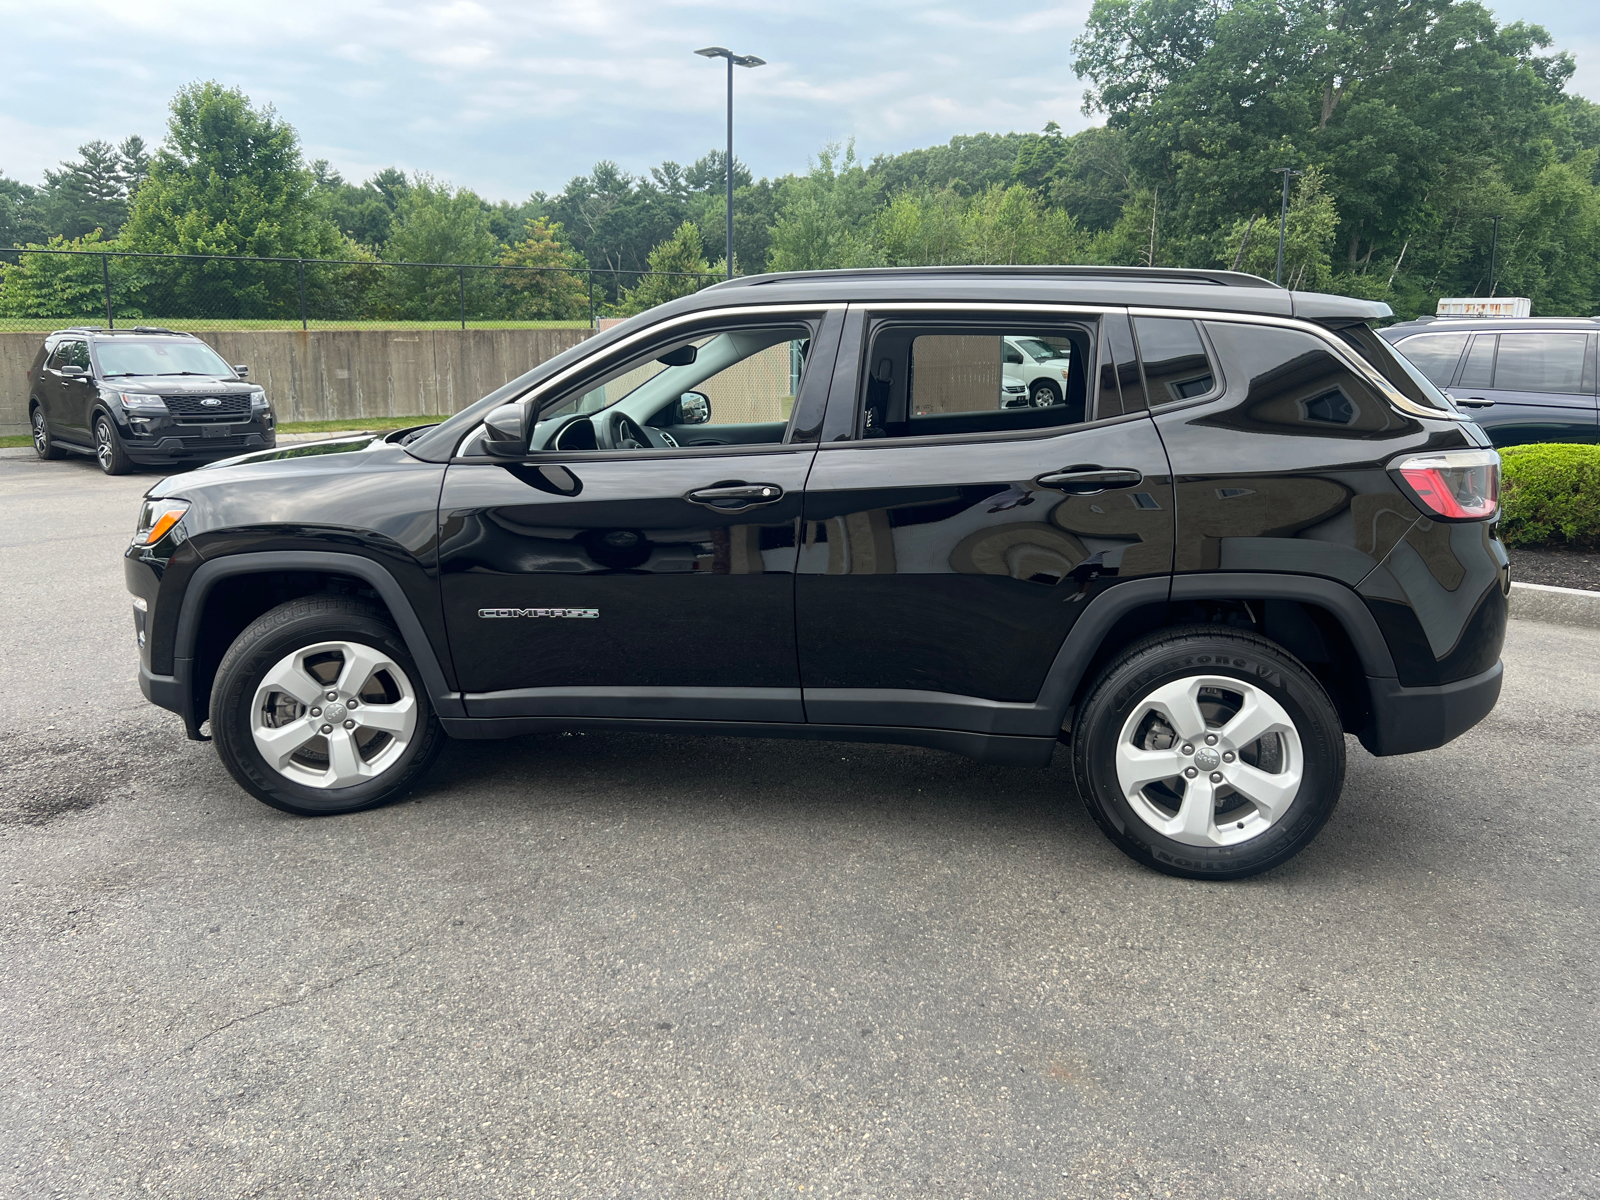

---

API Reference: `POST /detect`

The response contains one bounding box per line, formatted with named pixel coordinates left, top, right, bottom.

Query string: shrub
left=1499, top=443, right=1600, bottom=548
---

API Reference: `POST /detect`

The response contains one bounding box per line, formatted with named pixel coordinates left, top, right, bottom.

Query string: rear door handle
left=1035, top=466, right=1143, bottom=495
left=685, top=482, right=785, bottom=511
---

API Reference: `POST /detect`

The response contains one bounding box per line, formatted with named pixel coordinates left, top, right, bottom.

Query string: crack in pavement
left=174, top=940, right=421, bottom=1059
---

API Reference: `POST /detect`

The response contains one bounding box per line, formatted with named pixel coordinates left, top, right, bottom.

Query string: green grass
left=0, top=434, right=31, bottom=448
left=0, top=318, right=591, bottom=333
left=278, top=415, right=449, bottom=434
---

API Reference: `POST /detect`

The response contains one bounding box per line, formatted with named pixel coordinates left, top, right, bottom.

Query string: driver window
left=534, top=323, right=814, bottom=453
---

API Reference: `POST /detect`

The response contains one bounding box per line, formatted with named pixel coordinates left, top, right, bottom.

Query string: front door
left=438, top=311, right=841, bottom=724
left=796, top=307, right=1175, bottom=735
left=42, top=339, right=93, bottom=443
left=1453, top=330, right=1597, bottom=447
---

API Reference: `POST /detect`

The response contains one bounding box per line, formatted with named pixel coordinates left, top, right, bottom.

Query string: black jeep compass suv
left=28, top=326, right=276, bottom=473
left=125, top=267, right=1507, bottom=879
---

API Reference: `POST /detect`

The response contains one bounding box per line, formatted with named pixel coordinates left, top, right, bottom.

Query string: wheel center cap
left=324, top=701, right=348, bottom=723
left=1193, top=746, right=1221, bottom=771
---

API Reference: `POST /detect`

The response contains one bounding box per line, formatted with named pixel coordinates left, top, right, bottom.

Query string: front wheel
left=1071, top=626, right=1346, bottom=880
left=1029, top=380, right=1061, bottom=408
left=210, top=597, right=446, bottom=815
left=94, top=414, right=133, bottom=475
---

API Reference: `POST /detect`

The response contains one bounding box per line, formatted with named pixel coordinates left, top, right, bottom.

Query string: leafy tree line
left=5, top=3, right=1600, bottom=324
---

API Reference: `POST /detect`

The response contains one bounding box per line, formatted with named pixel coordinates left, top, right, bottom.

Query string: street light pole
left=1274, top=167, right=1302, bottom=287
left=1488, top=215, right=1503, bottom=297
left=695, top=46, right=765, bottom=279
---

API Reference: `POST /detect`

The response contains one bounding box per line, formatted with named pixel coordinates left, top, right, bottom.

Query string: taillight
left=1392, top=449, right=1500, bottom=520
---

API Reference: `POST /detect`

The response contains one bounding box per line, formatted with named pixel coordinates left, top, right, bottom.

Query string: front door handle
left=1454, top=397, right=1494, bottom=409
left=1035, top=466, right=1143, bottom=495
left=685, top=482, right=785, bottom=511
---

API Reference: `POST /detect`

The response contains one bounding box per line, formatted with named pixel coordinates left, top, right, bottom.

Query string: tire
left=1030, top=380, right=1061, bottom=408
left=1071, top=625, right=1345, bottom=880
left=94, top=414, right=133, bottom=475
left=31, top=406, right=64, bottom=460
left=210, top=597, right=446, bottom=816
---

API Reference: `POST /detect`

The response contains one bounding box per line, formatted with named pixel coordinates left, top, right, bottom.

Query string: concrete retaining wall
left=1, top=327, right=592, bottom=434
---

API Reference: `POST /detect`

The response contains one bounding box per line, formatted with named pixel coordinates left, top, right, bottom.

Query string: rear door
left=1452, top=330, right=1597, bottom=447
left=795, top=305, right=1174, bottom=736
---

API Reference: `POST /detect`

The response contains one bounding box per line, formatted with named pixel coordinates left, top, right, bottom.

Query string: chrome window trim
left=1128, top=305, right=1465, bottom=421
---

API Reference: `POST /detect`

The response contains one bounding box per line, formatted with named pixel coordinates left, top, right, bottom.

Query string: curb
left=1509, top=581, right=1600, bottom=630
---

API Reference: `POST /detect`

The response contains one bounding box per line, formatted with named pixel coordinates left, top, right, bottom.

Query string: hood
left=146, top=433, right=388, bottom=496
left=104, top=376, right=256, bottom=395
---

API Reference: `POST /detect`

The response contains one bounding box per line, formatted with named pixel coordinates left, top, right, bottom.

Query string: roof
left=52, top=325, right=192, bottom=337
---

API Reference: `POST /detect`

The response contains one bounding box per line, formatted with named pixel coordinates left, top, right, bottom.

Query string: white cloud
left=0, top=0, right=1591, bottom=202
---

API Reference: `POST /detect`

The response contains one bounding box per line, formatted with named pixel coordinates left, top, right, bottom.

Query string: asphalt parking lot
left=2, top=450, right=1596, bottom=1200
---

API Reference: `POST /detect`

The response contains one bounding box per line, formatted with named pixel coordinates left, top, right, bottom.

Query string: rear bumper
left=1358, top=661, right=1502, bottom=756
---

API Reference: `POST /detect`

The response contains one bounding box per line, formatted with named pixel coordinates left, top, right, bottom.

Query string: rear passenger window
left=858, top=322, right=1094, bottom=440
left=1393, top=333, right=1469, bottom=387
left=1458, top=335, right=1495, bottom=388
left=1134, top=318, right=1217, bottom=403
left=1493, top=334, right=1589, bottom=394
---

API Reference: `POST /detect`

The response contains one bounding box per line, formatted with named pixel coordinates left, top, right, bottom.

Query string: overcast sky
left=2, top=0, right=1595, bottom=202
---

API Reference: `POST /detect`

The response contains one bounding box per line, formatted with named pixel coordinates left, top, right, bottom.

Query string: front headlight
left=115, top=392, right=169, bottom=416
left=133, top=498, right=189, bottom=546
left=249, top=388, right=269, bottom=411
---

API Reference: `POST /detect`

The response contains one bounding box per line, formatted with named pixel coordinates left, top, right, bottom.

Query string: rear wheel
left=1071, top=626, right=1345, bottom=880
left=210, top=597, right=446, bottom=815
left=32, top=407, right=64, bottom=460
left=94, top=415, right=132, bottom=475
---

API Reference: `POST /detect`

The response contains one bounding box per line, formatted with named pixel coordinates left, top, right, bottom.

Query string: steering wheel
left=597, top=411, right=651, bottom=451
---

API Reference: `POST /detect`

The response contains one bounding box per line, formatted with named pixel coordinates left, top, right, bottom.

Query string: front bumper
left=124, top=429, right=274, bottom=464
left=1358, top=660, right=1503, bottom=756
left=139, top=660, right=207, bottom=741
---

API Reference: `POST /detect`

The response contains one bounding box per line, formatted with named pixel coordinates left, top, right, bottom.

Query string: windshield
left=94, top=339, right=234, bottom=378
left=1013, top=337, right=1070, bottom=362
left=1327, top=323, right=1453, bottom=412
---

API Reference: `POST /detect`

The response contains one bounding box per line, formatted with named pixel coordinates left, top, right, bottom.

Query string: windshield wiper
left=102, top=371, right=152, bottom=377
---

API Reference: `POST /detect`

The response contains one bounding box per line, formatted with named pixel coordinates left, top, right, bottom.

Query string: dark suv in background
left=28, top=326, right=276, bottom=474
left=126, top=266, right=1507, bottom=879
left=1380, top=316, right=1599, bottom=446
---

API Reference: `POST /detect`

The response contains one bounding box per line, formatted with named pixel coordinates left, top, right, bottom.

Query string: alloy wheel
left=32, top=410, right=48, bottom=455
left=95, top=420, right=115, bottom=472
left=250, top=640, right=419, bottom=789
left=1114, top=674, right=1304, bottom=848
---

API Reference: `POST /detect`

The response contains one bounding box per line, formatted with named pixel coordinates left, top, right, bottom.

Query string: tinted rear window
left=1492, top=333, right=1589, bottom=394
left=1393, top=332, right=1469, bottom=387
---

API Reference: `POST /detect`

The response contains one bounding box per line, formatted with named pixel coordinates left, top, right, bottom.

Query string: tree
left=498, top=217, right=589, bottom=320
left=1224, top=168, right=1340, bottom=288
left=118, top=82, right=344, bottom=317
left=0, top=174, right=48, bottom=248
left=875, top=183, right=1088, bottom=266
left=767, top=142, right=882, bottom=271
left=0, top=230, right=133, bottom=321
left=613, top=221, right=712, bottom=316
left=868, top=132, right=1029, bottom=197
left=371, top=176, right=503, bottom=320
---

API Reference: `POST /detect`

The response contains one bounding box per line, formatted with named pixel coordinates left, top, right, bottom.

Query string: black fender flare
left=1033, top=571, right=1397, bottom=728
left=170, top=550, right=463, bottom=723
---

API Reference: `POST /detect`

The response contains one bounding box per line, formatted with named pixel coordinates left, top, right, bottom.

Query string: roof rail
left=57, top=326, right=106, bottom=333
left=130, top=325, right=178, bottom=334
left=708, top=264, right=1283, bottom=291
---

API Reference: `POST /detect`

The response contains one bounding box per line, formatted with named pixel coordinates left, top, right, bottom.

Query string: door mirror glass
left=482, top=403, right=529, bottom=457
left=676, top=391, right=711, bottom=425
left=657, top=344, right=698, bottom=367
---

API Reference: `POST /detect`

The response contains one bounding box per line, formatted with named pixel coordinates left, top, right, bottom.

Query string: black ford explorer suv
left=126, top=267, right=1507, bottom=879
left=28, top=326, right=275, bottom=473
left=1380, top=316, right=1600, bottom=447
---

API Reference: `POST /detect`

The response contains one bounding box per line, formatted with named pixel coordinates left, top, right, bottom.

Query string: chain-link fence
left=0, top=247, right=724, bottom=332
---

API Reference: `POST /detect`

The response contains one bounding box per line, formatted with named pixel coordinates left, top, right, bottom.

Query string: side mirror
left=233, top=364, right=249, bottom=378
left=676, top=391, right=711, bottom=425
left=657, top=344, right=698, bottom=367
left=482, top=403, right=529, bottom=457
left=60, top=365, right=86, bottom=377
